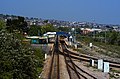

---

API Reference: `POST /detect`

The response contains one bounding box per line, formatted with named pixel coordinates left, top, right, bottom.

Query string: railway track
left=47, top=38, right=119, bottom=79
left=61, top=42, right=97, bottom=79
left=63, top=48, right=81, bottom=79
left=48, top=36, right=60, bottom=79
left=63, top=41, right=120, bottom=69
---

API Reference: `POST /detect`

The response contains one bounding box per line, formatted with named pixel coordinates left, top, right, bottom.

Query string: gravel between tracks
left=74, top=61, right=109, bottom=79
left=41, top=43, right=110, bottom=79
left=59, top=54, right=70, bottom=79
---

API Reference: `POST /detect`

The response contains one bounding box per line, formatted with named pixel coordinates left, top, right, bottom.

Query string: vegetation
left=28, top=24, right=57, bottom=36
left=93, top=42, right=120, bottom=58
left=0, top=20, right=6, bottom=30
left=77, top=31, right=120, bottom=58
left=6, top=16, right=28, bottom=33
left=41, top=24, right=57, bottom=34
left=33, top=48, right=45, bottom=74
left=28, top=25, right=42, bottom=36
left=57, top=27, right=71, bottom=32
left=0, top=28, right=44, bottom=78
left=77, top=30, right=120, bottom=46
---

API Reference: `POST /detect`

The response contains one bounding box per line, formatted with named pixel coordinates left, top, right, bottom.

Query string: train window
left=31, top=39, right=39, bottom=44
left=39, top=39, right=47, bottom=44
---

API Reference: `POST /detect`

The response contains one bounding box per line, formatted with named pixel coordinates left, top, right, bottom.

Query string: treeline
left=6, top=16, right=28, bottom=33
left=78, top=30, right=120, bottom=46
left=94, top=31, right=120, bottom=46
left=3, top=16, right=57, bottom=36
left=28, top=24, right=57, bottom=36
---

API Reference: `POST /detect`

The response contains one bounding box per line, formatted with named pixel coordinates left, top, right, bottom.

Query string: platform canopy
left=46, top=32, right=56, bottom=35
left=56, top=32, right=70, bottom=37
left=25, top=36, right=47, bottom=39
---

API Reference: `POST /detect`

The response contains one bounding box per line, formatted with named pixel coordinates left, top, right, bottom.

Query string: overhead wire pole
left=105, top=28, right=107, bottom=44
left=74, top=27, right=76, bottom=43
left=71, top=28, right=74, bottom=43
left=71, top=27, right=76, bottom=43
left=93, top=19, right=95, bottom=41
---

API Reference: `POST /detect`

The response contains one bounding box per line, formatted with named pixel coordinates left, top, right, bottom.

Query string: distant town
left=0, top=14, right=120, bottom=33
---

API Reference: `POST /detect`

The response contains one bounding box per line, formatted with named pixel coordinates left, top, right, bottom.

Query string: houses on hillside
left=80, top=28, right=102, bottom=34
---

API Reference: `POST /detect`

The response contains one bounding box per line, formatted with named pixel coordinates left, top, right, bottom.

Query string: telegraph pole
left=105, top=29, right=107, bottom=44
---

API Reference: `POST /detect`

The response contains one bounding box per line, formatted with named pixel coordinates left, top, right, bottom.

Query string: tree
left=28, top=25, right=42, bottom=36
left=41, top=24, right=56, bottom=34
left=57, top=27, right=70, bottom=32
left=28, top=24, right=56, bottom=36
left=108, top=31, right=118, bottom=45
left=0, top=20, right=6, bottom=30
left=43, top=20, right=48, bottom=23
left=117, top=33, right=120, bottom=46
left=0, top=30, right=39, bottom=79
left=76, top=27, right=81, bottom=34
left=6, top=16, right=28, bottom=33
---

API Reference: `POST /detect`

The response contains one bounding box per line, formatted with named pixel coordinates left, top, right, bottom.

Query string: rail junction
left=41, top=35, right=120, bottom=79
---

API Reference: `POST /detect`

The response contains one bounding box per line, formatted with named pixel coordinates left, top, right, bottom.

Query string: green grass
left=109, top=69, right=120, bottom=79
left=77, top=35, right=120, bottom=58
left=111, top=69, right=120, bottom=73
left=94, top=42, right=120, bottom=58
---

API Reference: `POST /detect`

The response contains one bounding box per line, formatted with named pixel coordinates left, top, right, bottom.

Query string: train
left=25, top=36, right=48, bottom=44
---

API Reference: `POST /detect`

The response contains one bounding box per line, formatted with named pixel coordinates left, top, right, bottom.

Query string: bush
left=0, top=30, right=40, bottom=79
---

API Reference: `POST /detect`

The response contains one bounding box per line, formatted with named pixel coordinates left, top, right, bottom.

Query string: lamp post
left=71, top=28, right=76, bottom=43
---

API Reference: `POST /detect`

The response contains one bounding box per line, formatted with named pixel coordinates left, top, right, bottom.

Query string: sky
left=0, top=0, right=120, bottom=24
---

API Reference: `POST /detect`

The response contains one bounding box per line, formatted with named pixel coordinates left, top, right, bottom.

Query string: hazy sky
left=0, top=0, right=120, bottom=24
